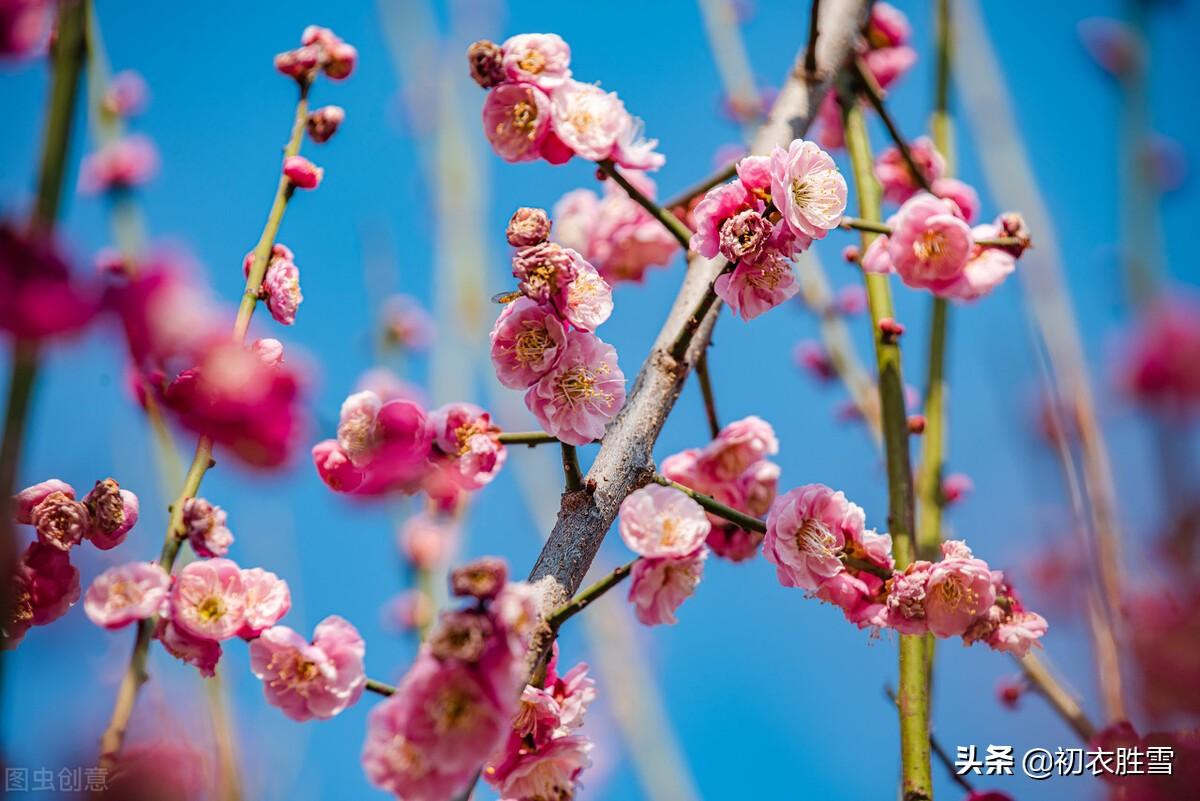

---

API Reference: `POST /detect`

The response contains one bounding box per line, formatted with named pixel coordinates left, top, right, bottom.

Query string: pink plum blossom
left=84, top=562, right=169, bottom=630
left=561, top=258, right=613, bottom=331
left=628, top=548, right=707, bottom=626
left=862, top=44, right=918, bottom=89
left=252, top=337, right=285, bottom=366
left=156, top=617, right=222, bottom=677
left=931, top=177, right=980, bottom=223
left=769, top=138, right=847, bottom=241
left=885, top=561, right=932, bottom=635
left=612, top=112, right=665, bottom=171
left=238, top=567, right=292, bottom=638
left=719, top=209, right=772, bottom=263
left=483, top=83, right=552, bottom=163
left=262, top=258, right=303, bottom=325
left=282, top=155, right=323, bottom=189
left=874, top=137, right=945, bottom=205
left=549, top=79, right=626, bottom=162
left=1121, top=297, right=1200, bottom=416
left=0, top=223, right=100, bottom=341
left=400, top=514, right=455, bottom=570
left=0, top=0, right=51, bottom=59
left=169, top=558, right=246, bottom=641
left=382, top=294, right=434, bottom=351
left=512, top=241, right=578, bottom=307
left=501, top=33, right=571, bottom=90
left=507, top=206, right=553, bottom=247
left=486, top=734, right=593, bottom=800
left=936, top=224, right=1017, bottom=302
left=764, top=484, right=866, bottom=590
left=249, top=615, right=366, bottom=721
left=15, top=479, right=74, bottom=524
left=867, top=2, right=911, bottom=47
left=312, top=438, right=364, bottom=492
left=29, top=488, right=90, bottom=551
left=691, top=180, right=757, bottom=260
left=989, top=611, right=1049, bottom=657
left=715, top=251, right=800, bottom=320
left=923, top=548, right=996, bottom=638
left=101, top=70, right=149, bottom=117
left=182, top=497, right=234, bottom=558
left=428, top=402, right=507, bottom=490
left=337, top=389, right=384, bottom=465
left=525, top=330, right=625, bottom=446
left=618, top=484, right=712, bottom=559
left=490, top=297, right=569, bottom=389
left=700, top=415, right=779, bottom=482
left=886, top=193, right=973, bottom=290
left=4, top=542, right=80, bottom=646
left=79, top=135, right=159, bottom=194
left=450, top=557, right=509, bottom=601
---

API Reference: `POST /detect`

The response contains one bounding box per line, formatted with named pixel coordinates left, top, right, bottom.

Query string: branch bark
left=527, top=0, right=870, bottom=599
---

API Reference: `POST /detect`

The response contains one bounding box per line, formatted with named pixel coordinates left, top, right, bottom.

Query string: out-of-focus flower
left=182, top=497, right=234, bottom=558
left=282, top=155, right=323, bottom=189
left=0, top=0, right=50, bottom=59
left=4, top=542, right=80, bottom=647
left=0, top=223, right=100, bottom=340
left=1120, top=297, right=1200, bottom=417
left=79, top=135, right=160, bottom=194
left=102, top=70, right=150, bottom=117
left=84, top=562, right=170, bottom=630
left=306, top=105, right=345, bottom=143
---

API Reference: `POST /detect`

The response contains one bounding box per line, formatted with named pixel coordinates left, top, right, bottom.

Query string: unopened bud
left=506, top=207, right=552, bottom=247
left=467, top=40, right=505, bottom=89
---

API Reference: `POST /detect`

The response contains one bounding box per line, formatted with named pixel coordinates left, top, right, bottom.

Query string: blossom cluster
left=362, top=559, right=546, bottom=800
left=662, top=416, right=780, bottom=561
left=4, top=477, right=139, bottom=647
left=815, top=2, right=918, bottom=149
left=468, top=33, right=663, bottom=170
left=691, top=139, right=847, bottom=319
left=490, top=207, right=627, bottom=446
left=619, top=484, right=712, bottom=625
left=484, top=647, right=596, bottom=800
left=764, top=484, right=1048, bottom=655
left=313, top=389, right=507, bottom=508
left=553, top=171, right=679, bottom=284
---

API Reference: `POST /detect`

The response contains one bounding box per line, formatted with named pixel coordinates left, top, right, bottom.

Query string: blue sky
left=3, top=1, right=1198, bottom=799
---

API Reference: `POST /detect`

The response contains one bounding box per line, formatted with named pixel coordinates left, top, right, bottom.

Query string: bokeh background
left=3, top=0, right=1199, bottom=799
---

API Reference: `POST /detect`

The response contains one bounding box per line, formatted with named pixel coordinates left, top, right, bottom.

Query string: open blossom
left=487, top=734, right=593, bottom=800
left=156, top=617, right=222, bottom=677
left=936, top=222, right=1017, bottom=301
left=250, top=615, right=365, bottom=721
left=483, top=83, right=552, bottom=163
left=239, top=567, right=292, bottom=638
left=428, top=402, right=507, bottom=490
left=719, top=209, right=772, bottom=262
left=490, top=297, right=568, bottom=389
left=562, top=259, right=613, bottom=331
left=15, top=479, right=74, bottom=524
left=81, top=478, right=139, bottom=551
left=337, top=389, right=384, bottom=464
left=923, top=547, right=996, bottom=638
left=84, top=562, right=169, bottom=630
left=525, top=330, right=625, bottom=446
left=612, top=112, right=665, bottom=171
left=885, top=561, right=932, bottom=634
left=79, top=134, right=159, bottom=194
left=715, top=251, right=800, bottom=320
left=931, top=177, right=980, bottom=223
left=512, top=241, right=578, bottom=307
left=182, top=497, right=234, bottom=558
left=30, top=489, right=90, bottom=551
left=619, top=485, right=711, bottom=559
left=282, top=155, right=323, bottom=189
left=886, top=193, right=973, bottom=289
left=4, top=542, right=80, bottom=646
left=874, top=137, right=945, bottom=205
left=169, top=558, right=246, bottom=641
left=502, top=33, right=571, bottom=90
left=363, top=653, right=511, bottom=800
left=549, top=80, right=626, bottom=162
left=629, top=548, right=707, bottom=626
left=764, top=484, right=865, bottom=590
left=701, top=415, right=779, bottom=481
left=769, top=139, right=847, bottom=241
left=691, top=180, right=757, bottom=260
left=507, top=206, right=552, bottom=247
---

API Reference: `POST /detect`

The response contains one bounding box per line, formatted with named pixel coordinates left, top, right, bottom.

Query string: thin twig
left=885, top=685, right=975, bottom=794
left=365, top=677, right=397, bottom=697
left=546, top=560, right=637, bottom=632
left=560, top=443, right=584, bottom=492
left=662, top=164, right=737, bottom=215
left=839, top=216, right=1022, bottom=248
left=854, top=58, right=934, bottom=193
left=597, top=159, right=693, bottom=249
left=498, top=431, right=561, bottom=446
left=652, top=475, right=766, bottom=533
left=695, top=350, right=721, bottom=439
left=805, top=0, right=822, bottom=76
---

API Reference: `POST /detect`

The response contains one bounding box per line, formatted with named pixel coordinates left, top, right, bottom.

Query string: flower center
left=433, top=687, right=476, bottom=733
left=518, top=49, right=546, bottom=75
left=454, top=422, right=484, bottom=457
left=796, top=519, right=839, bottom=559
left=745, top=260, right=786, bottom=290
left=556, top=363, right=612, bottom=407
left=913, top=230, right=948, bottom=263
left=936, top=576, right=977, bottom=612
left=268, top=651, right=321, bottom=695
left=659, top=515, right=681, bottom=547
left=791, top=178, right=813, bottom=208
left=197, top=595, right=225, bottom=623
left=509, top=101, right=537, bottom=136
left=515, top=325, right=551, bottom=364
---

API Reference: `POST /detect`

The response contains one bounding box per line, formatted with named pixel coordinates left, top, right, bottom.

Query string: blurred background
left=2, top=0, right=1199, bottom=799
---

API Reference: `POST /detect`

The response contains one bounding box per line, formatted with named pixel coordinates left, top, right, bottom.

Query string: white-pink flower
left=763, top=484, right=866, bottom=590
left=618, top=484, right=711, bottom=559
left=769, top=139, right=847, bottom=241
left=336, top=389, right=383, bottom=465
left=524, top=330, right=625, bottom=446
left=936, top=222, right=1017, bottom=301
left=924, top=555, right=996, bottom=638
left=238, top=567, right=291, bottom=638
left=249, top=615, right=366, bottom=721
left=714, top=251, right=800, bottom=320
left=886, top=193, right=973, bottom=290
left=501, top=33, right=571, bottom=90
left=428, top=402, right=507, bottom=490
left=169, top=558, right=246, bottom=641
left=628, top=548, right=707, bottom=626
left=549, top=79, right=626, bottom=162
left=561, top=258, right=613, bottom=331
left=84, top=562, right=170, bottom=630
left=181, top=497, right=234, bottom=558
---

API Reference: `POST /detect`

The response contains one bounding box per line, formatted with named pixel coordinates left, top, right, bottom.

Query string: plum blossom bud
left=996, top=676, right=1025, bottom=709
left=262, top=259, right=303, bottom=325
left=323, top=41, right=357, bottom=80
left=467, top=39, right=505, bottom=88
left=428, top=610, right=494, bottom=663
left=84, top=562, right=170, bottom=630
left=449, top=556, right=508, bottom=601
left=794, top=340, right=836, bottom=382
left=102, top=71, right=149, bottom=118
left=283, top=155, right=323, bottom=189
left=506, top=207, right=552, bottom=247
left=83, top=478, right=140, bottom=550
left=842, top=245, right=860, bottom=263
left=907, top=414, right=926, bottom=434
left=312, top=439, right=364, bottom=493
left=182, top=497, right=234, bottom=558
left=252, top=337, right=285, bottom=366
left=275, top=45, right=320, bottom=80
left=15, top=479, right=74, bottom=524
left=941, top=473, right=973, bottom=505
left=31, top=491, right=90, bottom=551
left=307, top=105, right=345, bottom=144
left=996, top=212, right=1031, bottom=257
left=718, top=209, right=771, bottom=262
left=879, top=317, right=905, bottom=342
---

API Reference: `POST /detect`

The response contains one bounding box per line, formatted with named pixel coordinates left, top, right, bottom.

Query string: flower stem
left=839, top=216, right=1020, bottom=249
left=854, top=58, right=934, bottom=193
left=497, top=431, right=561, bottom=446
left=546, top=559, right=637, bottom=632
left=663, top=163, right=737, bottom=215
left=651, top=475, right=766, bottom=533
left=695, top=350, right=721, bottom=439
left=97, top=80, right=312, bottom=768
left=842, top=93, right=930, bottom=801
left=365, top=677, right=397, bottom=697
left=560, top=443, right=584, bottom=492
left=885, top=685, right=975, bottom=794
left=1019, top=651, right=1097, bottom=741
left=597, top=159, right=693, bottom=250
left=667, top=261, right=733, bottom=363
